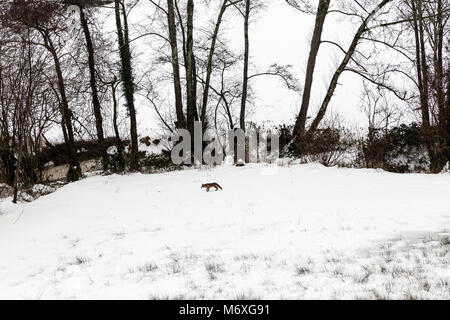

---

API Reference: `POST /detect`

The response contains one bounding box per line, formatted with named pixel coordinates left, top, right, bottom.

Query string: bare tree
left=0, top=21, right=58, bottom=197
left=3, top=0, right=82, bottom=181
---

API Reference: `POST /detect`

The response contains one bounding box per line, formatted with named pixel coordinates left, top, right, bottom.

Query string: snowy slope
left=0, top=164, right=449, bottom=299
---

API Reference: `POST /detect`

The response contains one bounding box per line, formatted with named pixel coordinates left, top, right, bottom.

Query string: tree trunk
left=186, top=0, right=197, bottom=140
left=115, top=0, right=139, bottom=171
left=42, top=31, right=81, bottom=182
left=201, top=0, right=228, bottom=129
left=111, top=81, right=125, bottom=171
left=239, top=0, right=250, bottom=131
left=12, top=138, right=21, bottom=203
left=293, top=0, right=330, bottom=141
left=14, top=29, right=34, bottom=202
left=417, top=0, right=431, bottom=130
left=12, top=117, right=23, bottom=204
left=78, top=5, right=107, bottom=171
left=410, top=0, right=429, bottom=129
left=446, top=58, right=450, bottom=163
left=0, top=51, right=16, bottom=186
left=411, top=0, right=445, bottom=172
left=433, top=0, right=447, bottom=167
left=167, top=0, right=186, bottom=129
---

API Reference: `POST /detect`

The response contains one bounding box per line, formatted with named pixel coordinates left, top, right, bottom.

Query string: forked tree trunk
left=307, top=0, right=391, bottom=136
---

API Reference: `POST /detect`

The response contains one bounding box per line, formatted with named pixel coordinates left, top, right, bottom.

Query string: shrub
left=358, top=123, right=429, bottom=173
left=140, top=154, right=180, bottom=173
left=38, top=137, right=129, bottom=170
left=302, top=127, right=355, bottom=167
left=284, top=125, right=356, bottom=167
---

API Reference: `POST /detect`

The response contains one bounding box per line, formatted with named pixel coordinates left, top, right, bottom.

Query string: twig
left=13, top=208, right=25, bottom=225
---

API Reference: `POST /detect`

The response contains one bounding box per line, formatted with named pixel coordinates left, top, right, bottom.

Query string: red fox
left=201, top=183, right=223, bottom=192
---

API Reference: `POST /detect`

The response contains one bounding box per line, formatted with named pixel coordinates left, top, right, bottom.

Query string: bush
left=106, top=145, right=125, bottom=173
left=283, top=125, right=356, bottom=167
left=358, top=123, right=429, bottom=173
left=276, top=124, right=295, bottom=157
left=39, top=137, right=125, bottom=167
left=140, top=154, right=180, bottom=173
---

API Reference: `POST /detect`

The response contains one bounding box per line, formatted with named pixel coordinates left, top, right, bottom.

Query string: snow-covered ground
left=0, top=163, right=449, bottom=300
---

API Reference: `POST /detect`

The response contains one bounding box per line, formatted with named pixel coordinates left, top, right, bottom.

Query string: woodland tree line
left=0, top=0, right=449, bottom=201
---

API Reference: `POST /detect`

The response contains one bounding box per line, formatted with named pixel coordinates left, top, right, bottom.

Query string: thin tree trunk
left=434, top=0, right=447, bottom=165
left=186, top=0, right=197, bottom=140
left=410, top=0, right=429, bottom=128
left=111, top=81, right=125, bottom=171
left=201, top=0, right=228, bottom=129
left=446, top=59, right=450, bottom=163
left=434, top=0, right=445, bottom=124
left=414, top=0, right=443, bottom=172
left=239, top=0, right=250, bottom=131
left=0, top=49, right=15, bottom=186
left=115, top=0, right=139, bottom=171
left=12, top=127, right=22, bottom=204
left=12, top=96, right=25, bottom=203
left=167, top=0, right=186, bottom=129
left=78, top=5, right=107, bottom=170
left=192, top=50, right=199, bottom=123
left=433, top=0, right=447, bottom=169
left=15, top=30, right=33, bottom=202
left=42, top=31, right=80, bottom=182
left=293, top=0, right=330, bottom=140
left=417, top=0, right=431, bottom=129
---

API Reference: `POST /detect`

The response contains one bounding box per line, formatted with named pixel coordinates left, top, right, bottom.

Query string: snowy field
left=0, top=163, right=449, bottom=300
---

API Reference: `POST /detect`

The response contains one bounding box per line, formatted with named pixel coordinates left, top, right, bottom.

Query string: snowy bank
left=0, top=164, right=448, bottom=299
